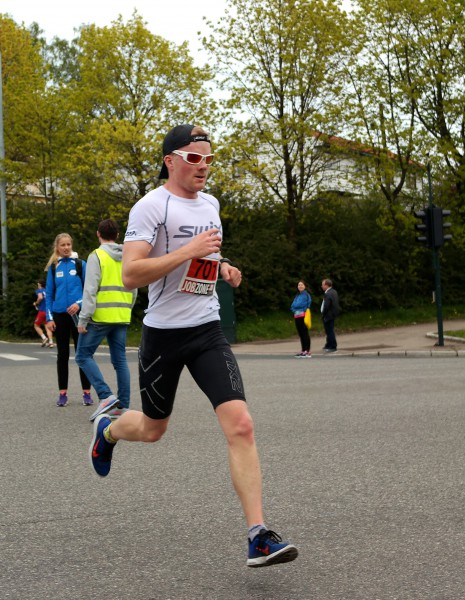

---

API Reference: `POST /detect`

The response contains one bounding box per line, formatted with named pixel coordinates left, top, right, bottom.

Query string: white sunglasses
left=172, top=150, right=214, bottom=165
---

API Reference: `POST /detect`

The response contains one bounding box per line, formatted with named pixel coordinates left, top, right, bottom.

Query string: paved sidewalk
left=232, top=319, right=465, bottom=358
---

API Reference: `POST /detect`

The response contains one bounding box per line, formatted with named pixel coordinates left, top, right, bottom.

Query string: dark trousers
left=53, top=312, right=91, bottom=391
left=294, top=316, right=310, bottom=352
left=323, top=319, right=337, bottom=350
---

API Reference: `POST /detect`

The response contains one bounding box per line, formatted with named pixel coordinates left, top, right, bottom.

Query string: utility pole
left=0, top=50, right=7, bottom=296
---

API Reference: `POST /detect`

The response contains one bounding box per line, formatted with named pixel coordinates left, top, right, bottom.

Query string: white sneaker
left=89, top=396, right=119, bottom=422
left=107, top=406, right=128, bottom=419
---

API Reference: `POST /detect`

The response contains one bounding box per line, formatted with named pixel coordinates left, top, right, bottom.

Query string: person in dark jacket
left=321, top=278, right=340, bottom=353
left=45, top=233, right=93, bottom=407
left=290, top=280, right=312, bottom=357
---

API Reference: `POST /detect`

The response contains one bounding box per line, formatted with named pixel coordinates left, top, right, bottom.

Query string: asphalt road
left=1, top=342, right=465, bottom=599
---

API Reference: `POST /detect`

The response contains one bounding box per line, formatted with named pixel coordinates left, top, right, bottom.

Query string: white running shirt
left=124, top=186, right=222, bottom=328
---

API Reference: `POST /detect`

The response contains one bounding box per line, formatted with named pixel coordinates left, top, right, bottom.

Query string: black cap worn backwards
left=158, top=124, right=212, bottom=179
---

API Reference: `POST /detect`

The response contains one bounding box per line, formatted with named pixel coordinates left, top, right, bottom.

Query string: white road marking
left=0, top=353, right=39, bottom=361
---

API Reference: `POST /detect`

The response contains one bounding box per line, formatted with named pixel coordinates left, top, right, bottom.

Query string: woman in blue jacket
left=290, top=280, right=312, bottom=357
left=45, top=233, right=93, bottom=407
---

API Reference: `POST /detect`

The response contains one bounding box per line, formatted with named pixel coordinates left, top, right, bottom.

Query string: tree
left=397, top=0, right=465, bottom=203
left=203, top=0, right=349, bottom=246
left=0, top=16, right=46, bottom=195
left=57, top=12, right=218, bottom=219
left=346, top=0, right=465, bottom=282
left=0, top=12, right=220, bottom=332
left=341, top=0, right=429, bottom=228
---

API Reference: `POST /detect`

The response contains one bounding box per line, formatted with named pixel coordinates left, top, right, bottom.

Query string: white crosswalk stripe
left=0, top=353, right=39, bottom=361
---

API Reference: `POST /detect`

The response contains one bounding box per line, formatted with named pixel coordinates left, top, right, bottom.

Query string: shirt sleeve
left=78, top=253, right=101, bottom=326
left=45, top=268, right=55, bottom=321
left=124, top=193, right=161, bottom=246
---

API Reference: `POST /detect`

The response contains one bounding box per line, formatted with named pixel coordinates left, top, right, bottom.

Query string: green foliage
left=351, top=0, right=465, bottom=200
left=203, top=0, right=350, bottom=244
left=0, top=12, right=220, bottom=334
left=3, top=183, right=464, bottom=338
left=218, top=192, right=465, bottom=323
left=60, top=13, right=217, bottom=205
left=2, top=5, right=465, bottom=339
left=444, top=330, right=465, bottom=339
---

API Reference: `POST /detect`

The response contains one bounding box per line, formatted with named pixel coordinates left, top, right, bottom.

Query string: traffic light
left=414, top=207, right=432, bottom=247
left=430, top=207, right=452, bottom=248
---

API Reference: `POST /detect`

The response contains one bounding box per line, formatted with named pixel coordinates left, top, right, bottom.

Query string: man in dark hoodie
left=76, top=219, right=137, bottom=420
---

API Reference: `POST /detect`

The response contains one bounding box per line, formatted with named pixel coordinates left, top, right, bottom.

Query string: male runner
left=89, top=124, right=298, bottom=568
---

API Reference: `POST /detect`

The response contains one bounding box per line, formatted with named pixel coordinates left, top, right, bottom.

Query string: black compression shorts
left=138, top=320, right=246, bottom=419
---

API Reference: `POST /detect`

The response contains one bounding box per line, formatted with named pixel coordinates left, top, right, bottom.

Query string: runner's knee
left=141, top=418, right=168, bottom=443
left=227, top=409, right=255, bottom=444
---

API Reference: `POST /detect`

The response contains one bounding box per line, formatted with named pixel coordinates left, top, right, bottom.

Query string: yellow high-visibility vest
left=92, top=248, right=134, bottom=323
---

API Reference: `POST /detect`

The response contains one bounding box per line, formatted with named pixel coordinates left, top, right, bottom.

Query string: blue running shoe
left=82, top=391, right=93, bottom=406
left=89, top=395, right=119, bottom=422
left=247, top=529, right=298, bottom=567
left=89, top=415, right=116, bottom=477
left=56, top=393, right=68, bottom=407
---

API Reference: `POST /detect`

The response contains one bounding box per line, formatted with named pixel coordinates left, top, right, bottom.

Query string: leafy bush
left=1, top=192, right=464, bottom=337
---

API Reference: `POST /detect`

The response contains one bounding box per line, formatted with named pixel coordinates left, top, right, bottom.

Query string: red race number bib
left=177, top=258, right=219, bottom=296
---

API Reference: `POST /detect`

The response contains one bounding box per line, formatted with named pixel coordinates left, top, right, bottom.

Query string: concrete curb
left=426, top=332, right=465, bottom=343
left=232, top=320, right=465, bottom=358
left=234, top=349, right=465, bottom=358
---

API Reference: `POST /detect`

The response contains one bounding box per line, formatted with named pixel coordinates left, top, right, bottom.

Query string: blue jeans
left=75, top=323, right=130, bottom=408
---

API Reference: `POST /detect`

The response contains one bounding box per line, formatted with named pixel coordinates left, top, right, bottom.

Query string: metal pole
left=427, top=163, right=444, bottom=346
left=433, top=248, right=444, bottom=346
left=0, top=50, right=8, bottom=296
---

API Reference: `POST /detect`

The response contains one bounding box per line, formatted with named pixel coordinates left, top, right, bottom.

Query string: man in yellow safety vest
left=76, top=219, right=137, bottom=421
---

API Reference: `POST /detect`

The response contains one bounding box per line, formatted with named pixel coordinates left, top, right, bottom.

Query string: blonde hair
left=191, top=125, right=210, bottom=137
left=44, top=233, right=73, bottom=271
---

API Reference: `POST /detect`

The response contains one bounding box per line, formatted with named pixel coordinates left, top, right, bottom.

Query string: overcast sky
left=1, top=0, right=228, bottom=63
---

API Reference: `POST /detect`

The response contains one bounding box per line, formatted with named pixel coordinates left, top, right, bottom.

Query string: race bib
left=178, top=258, right=219, bottom=296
